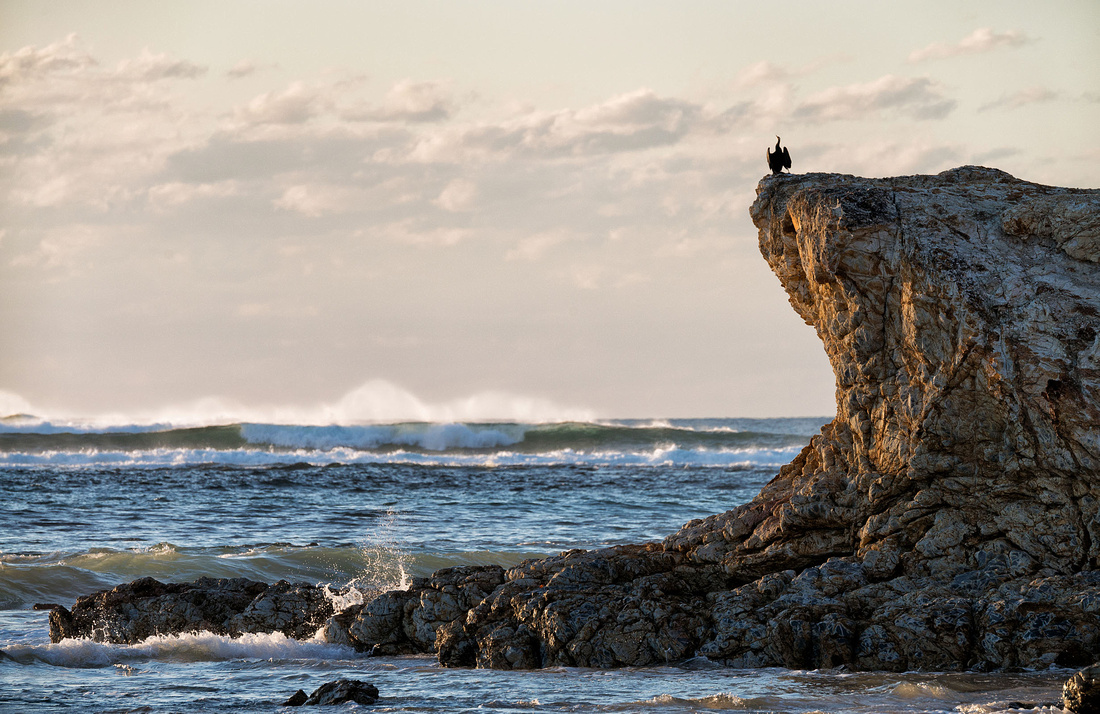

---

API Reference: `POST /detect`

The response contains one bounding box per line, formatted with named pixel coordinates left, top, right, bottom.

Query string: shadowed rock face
left=52, top=167, right=1100, bottom=672
left=48, top=577, right=335, bottom=644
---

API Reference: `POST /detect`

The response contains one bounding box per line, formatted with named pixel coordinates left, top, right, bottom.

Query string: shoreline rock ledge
left=51, top=166, right=1100, bottom=673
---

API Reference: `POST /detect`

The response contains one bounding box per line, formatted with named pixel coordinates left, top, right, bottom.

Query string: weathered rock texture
left=1066, top=664, right=1100, bottom=713
left=284, top=679, right=380, bottom=707
left=53, top=167, right=1100, bottom=672
left=48, top=576, right=338, bottom=644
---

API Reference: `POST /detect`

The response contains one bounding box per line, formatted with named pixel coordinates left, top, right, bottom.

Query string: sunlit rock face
left=52, top=168, right=1100, bottom=672
left=697, top=166, right=1100, bottom=581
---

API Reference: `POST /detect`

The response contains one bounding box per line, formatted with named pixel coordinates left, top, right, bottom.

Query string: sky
left=0, top=0, right=1097, bottom=423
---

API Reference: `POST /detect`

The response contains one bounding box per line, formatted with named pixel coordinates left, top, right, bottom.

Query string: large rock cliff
left=51, top=167, right=1100, bottom=672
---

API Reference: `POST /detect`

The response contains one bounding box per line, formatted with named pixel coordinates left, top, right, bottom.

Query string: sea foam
left=4, top=630, right=363, bottom=668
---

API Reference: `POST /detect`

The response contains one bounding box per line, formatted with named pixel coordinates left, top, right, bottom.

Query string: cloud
left=814, top=137, right=963, bottom=177
left=0, top=33, right=96, bottom=87
left=0, top=36, right=222, bottom=213
left=908, top=28, right=1029, bottom=63
left=734, top=61, right=791, bottom=88
left=794, top=75, right=956, bottom=122
left=505, top=229, right=578, bottom=261
left=226, top=59, right=274, bottom=79
left=343, top=79, right=456, bottom=123
left=232, top=81, right=330, bottom=126
left=115, top=49, right=206, bottom=82
left=978, top=86, right=1060, bottom=112
left=273, top=182, right=362, bottom=216
left=227, top=60, right=257, bottom=79
left=405, top=88, right=714, bottom=163
left=8, top=224, right=104, bottom=274
left=374, top=219, right=470, bottom=246
left=147, top=180, right=240, bottom=210
left=434, top=178, right=477, bottom=211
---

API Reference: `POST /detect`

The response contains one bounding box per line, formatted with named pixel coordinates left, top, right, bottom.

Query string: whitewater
left=0, top=416, right=1071, bottom=712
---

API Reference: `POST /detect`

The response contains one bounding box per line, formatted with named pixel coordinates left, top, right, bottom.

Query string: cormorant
left=767, top=136, right=791, bottom=175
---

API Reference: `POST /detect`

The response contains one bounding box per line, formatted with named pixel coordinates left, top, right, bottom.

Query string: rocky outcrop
left=52, top=167, right=1100, bottom=672
left=1066, top=665, right=1100, bottom=714
left=284, top=679, right=379, bottom=707
left=48, top=576, right=338, bottom=644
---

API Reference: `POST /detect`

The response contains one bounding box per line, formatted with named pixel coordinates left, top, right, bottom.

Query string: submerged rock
left=284, top=679, right=379, bottom=706
left=1065, top=664, right=1100, bottom=714
left=283, top=689, right=309, bottom=706
left=53, top=167, right=1100, bottom=672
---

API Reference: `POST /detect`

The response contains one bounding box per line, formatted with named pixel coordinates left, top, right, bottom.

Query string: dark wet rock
left=283, top=689, right=308, bottom=706
left=226, top=579, right=334, bottom=639
left=32, top=603, right=60, bottom=611
left=1065, top=664, right=1100, bottom=714
left=48, top=576, right=342, bottom=644
left=288, top=679, right=379, bottom=706
left=344, top=565, right=506, bottom=656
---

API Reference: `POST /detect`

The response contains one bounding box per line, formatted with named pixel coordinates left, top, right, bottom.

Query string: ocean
left=0, top=416, right=1070, bottom=712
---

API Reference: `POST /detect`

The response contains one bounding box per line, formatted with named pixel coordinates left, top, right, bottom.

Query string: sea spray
left=355, top=508, right=412, bottom=594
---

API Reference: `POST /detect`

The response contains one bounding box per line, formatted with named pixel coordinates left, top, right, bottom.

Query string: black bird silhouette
left=767, top=136, right=791, bottom=175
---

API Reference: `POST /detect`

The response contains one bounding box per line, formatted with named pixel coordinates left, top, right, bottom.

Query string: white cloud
left=8, top=224, right=104, bottom=274
left=232, top=81, right=329, bottom=126
left=734, top=61, right=791, bottom=88
left=979, top=86, right=1060, bottom=112
left=404, top=88, right=716, bottom=163
left=274, top=182, right=361, bottom=216
left=815, top=137, right=963, bottom=177
left=434, top=178, right=477, bottom=211
left=794, top=75, right=956, bottom=122
left=361, top=79, right=456, bottom=122
left=908, top=28, right=1029, bottom=63
left=375, top=220, right=470, bottom=246
left=505, top=229, right=577, bottom=261
left=570, top=264, right=603, bottom=290
left=0, top=36, right=220, bottom=214
left=148, top=180, right=239, bottom=209
left=0, top=33, right=96, bottom=87
left=115, top=48, right=206, bottom=82
left=226, top=59, right=262, bottom=79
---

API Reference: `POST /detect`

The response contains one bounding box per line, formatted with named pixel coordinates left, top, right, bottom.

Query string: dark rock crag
left=48, top=576, right=338, bottom=644
left=284, top=679, right=379, bottom=706
left=53, top=168, right=1100, bottom=672
left=1066, top=664, right=1100, bottom=713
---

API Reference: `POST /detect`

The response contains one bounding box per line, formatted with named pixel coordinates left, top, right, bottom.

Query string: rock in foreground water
left=1065, top=665, right=1100, bottom=714
left=48, top=576, right=338, bottom=644
left=284, top=679, right=379, bottom=706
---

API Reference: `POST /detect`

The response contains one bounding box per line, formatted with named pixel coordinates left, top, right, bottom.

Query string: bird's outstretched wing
left=781, top=147, right=791, bottom=169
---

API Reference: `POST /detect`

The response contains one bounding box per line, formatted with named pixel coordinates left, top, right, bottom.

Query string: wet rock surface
left=53, top=168, right=1100, bottom=672
left=48, top=576, right=336, bottom=644
left=1065, top=664, right=1100, bottom=714
left=284, top=679, right=379, bottom=706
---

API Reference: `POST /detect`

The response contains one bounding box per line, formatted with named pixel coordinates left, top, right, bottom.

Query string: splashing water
left=319, top=508, right=412, bottom=611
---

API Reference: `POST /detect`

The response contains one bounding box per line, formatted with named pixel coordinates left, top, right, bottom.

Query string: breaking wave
left=0, top=417, right=826, bottom=468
